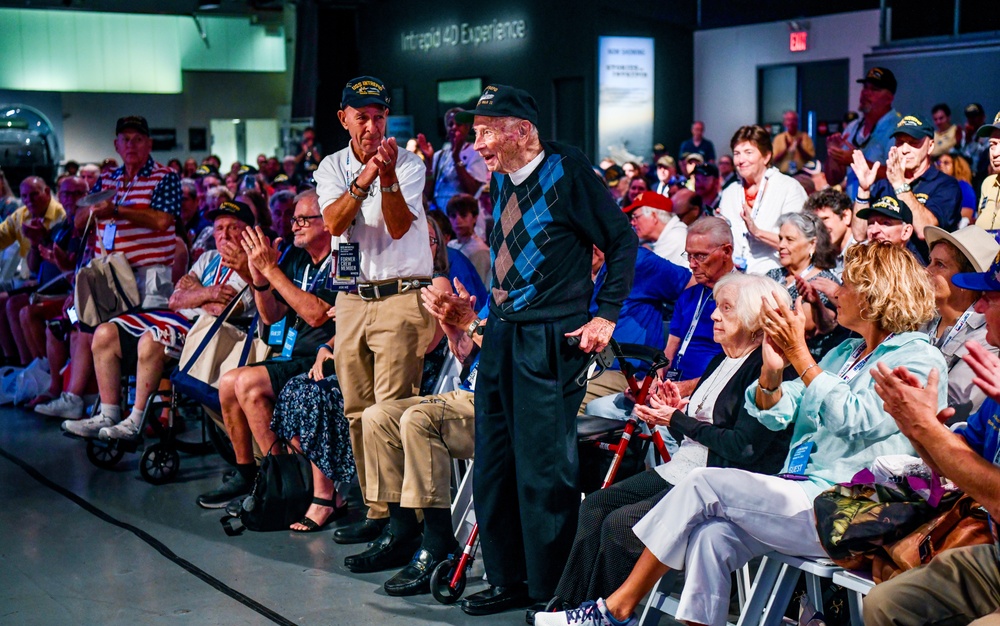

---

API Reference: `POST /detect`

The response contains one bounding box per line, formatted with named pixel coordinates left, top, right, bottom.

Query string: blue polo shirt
left=843, top=109, right=901, bottom=199
left=591, top=248, right=691, bottom=371
left=869, top=165, right=962, bottom=263
left=956, top=397, right=1000, bottom=467
left=667, top=282, right=722, bottom=379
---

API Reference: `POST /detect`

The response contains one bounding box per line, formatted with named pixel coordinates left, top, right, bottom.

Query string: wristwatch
left=380, top=182, right=400, bottom=194
left=466, top=318, right=482, bottom=338
left=894, top=182, right=912, bottom=195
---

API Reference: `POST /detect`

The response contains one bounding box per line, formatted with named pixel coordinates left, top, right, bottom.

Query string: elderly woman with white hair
left=538, top=242, right=949, bottom=626
left=542, top=273, right=795, bottom=615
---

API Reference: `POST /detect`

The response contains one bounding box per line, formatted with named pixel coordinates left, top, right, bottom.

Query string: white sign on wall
left=598, top=36, right=655, bottom=162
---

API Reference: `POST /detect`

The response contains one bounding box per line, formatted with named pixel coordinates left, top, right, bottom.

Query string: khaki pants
left=579, top=368, right=628, bottom=415
left=865, top=544, right=1000, bottom=626
left=334, top=290, right=436, bottom=518
left=362, top=389, right=475, bottom=509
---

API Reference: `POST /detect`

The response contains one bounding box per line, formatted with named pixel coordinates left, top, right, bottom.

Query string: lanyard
left=849, top=121, right=875, bottom=151
left=837, top=334, right=894, bottom=382
left=300, top=254, right=333, bottom=294
left=798, top=264, right=815, bottom=279
left=934, top=309, right=975, bottom=351
left=749, top=169, right=774, bottom=222
left=678, top=287, right=711, bottom=365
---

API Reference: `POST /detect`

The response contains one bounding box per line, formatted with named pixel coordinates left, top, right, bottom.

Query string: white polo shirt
left=314, top=145, right=432, bottom=282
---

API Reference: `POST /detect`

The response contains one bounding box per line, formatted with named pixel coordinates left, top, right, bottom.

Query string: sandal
left=291, top=496, right=349, bottom=533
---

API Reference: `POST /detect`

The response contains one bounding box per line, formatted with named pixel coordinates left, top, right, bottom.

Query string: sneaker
left=197, top=472, right=252, bottom=509
left=34, top=392, right=85, bottom=419
left=62, top=412, right=119, bottom=438
left=534, top=599, right=637, bottom=626
left=99, top=413, right=143, bottom=441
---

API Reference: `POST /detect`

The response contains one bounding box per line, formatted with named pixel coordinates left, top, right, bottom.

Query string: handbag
left=72, top=213, right=139, bottom=328
left=220, top=439, right=313, bottom=535
left=872, top=493, right=992, bottom=582
left=170, top=286, right=270, bottom=414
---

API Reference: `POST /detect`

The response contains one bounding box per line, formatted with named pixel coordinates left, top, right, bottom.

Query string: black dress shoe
left=460, top=583, right=532, bottom=616
left=344, top=529, right=422, bottom=573
left=332, top=517, right=388, bottom=545
left=383, top=548, right=444, bottom=596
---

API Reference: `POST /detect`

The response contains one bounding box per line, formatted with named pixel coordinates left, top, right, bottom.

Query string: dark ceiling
left=0, top=0, right=884, bottom=30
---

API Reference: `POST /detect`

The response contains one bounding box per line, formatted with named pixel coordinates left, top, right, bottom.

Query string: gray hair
left=180, top=177, right=198, bottom=196
left=777, top=211, right=822, bottom=240
left=687, top=216, right=734, bottom=247
left=639, top=206, right=670, bottom=224
left=269, top=188, right=295, bottom=211
left=713, top=273, right=791, bottom=334
left=206, top=186, right=233, bottom=202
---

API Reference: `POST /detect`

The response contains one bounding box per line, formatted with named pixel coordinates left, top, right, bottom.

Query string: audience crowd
left=6, top=65, right=1000, bottom=625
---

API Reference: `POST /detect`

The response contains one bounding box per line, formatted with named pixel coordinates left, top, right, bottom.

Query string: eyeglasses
left=687, top=250, right=717, bottom=264
left=290, top=215, right=322, bottom=227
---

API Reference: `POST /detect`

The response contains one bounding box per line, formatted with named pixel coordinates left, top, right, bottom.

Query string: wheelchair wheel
left=86, top=440, right=125, bottom=469
left=139, top=443, right=180, bottom=485
left=430, top=558, right=466, bottom=604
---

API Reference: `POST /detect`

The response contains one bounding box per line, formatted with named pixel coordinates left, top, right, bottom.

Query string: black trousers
left=553, top=470, right=672, bottom=605
left=474, top=313, right=589, bottom=599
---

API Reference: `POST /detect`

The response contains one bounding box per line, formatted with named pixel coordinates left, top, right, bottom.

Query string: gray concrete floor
left=0, top=405, right=555, bottom=626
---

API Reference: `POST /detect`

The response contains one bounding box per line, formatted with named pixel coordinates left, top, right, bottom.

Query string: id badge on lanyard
left=103, top=222, right=117, bottom=251
left=280, top=327, right=298, bottom=359
left=329, top=242, right=360, bottom=290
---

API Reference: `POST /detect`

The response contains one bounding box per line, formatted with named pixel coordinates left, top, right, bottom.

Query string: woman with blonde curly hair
left=538, top=241, right=949, bottom=626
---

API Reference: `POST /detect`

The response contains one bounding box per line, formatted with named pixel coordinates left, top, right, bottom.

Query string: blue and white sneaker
left=534, top=599, right=638, bottom=626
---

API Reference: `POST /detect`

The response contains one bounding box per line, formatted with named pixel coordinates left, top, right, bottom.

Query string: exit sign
left=790, top=31, right=808, bottom=52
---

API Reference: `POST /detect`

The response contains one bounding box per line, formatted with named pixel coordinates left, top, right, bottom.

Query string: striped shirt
left=94, top=157, right=181, bottom=269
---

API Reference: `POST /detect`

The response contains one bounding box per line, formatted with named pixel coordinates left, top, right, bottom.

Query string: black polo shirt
left=869, top=165, right=962, bottom=263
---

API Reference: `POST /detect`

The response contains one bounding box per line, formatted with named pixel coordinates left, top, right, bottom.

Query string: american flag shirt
left=94, top=157, right=181, bottom=269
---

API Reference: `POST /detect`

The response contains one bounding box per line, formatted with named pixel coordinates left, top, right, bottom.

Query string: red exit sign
left=790, top=31, right=808, bottom=52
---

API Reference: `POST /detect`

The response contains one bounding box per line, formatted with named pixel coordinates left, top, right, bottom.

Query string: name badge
left=337, top=242, right=361, bottom=280
left=459, top=360, right=479, bottom=392
left=663, top=367, right=683, bottom=382
left=783, top=441, right=815, bottom=478
left=103, top=222, right=117, bottom=251
left=280, top=327, right=298, bottom=359
left=268, top=318, right=287, bottom=346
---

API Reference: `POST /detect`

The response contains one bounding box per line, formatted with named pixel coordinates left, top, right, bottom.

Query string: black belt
left=356, top=277, right=432, bottom=301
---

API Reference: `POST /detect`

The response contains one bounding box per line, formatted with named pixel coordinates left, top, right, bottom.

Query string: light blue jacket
left=745, top=332, right=948, bottom=499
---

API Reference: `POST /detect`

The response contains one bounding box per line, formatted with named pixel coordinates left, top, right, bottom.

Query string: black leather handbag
left=221, top=440, right=313, bottom=535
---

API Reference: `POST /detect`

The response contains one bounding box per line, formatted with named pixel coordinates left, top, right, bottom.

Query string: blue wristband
left=316, top=344, right=332, bottom=355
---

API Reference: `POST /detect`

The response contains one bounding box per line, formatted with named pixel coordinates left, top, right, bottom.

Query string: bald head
left=670, top=188, right=701, bottom=222
left=19, top=176, right=51, bottom=217
left=58, top=176, right=89, bottom=214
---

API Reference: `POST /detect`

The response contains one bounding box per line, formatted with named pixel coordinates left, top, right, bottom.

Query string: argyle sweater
left=488, top=141, right=637, bottom=323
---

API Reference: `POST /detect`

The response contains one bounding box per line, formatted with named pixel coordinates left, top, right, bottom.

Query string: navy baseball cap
left=857, top=195, right=913, bottom=224
left=454, top=84, right=539, bottom=126
left=891, top=114, right=934, bottom=140
left=341, top=76, right=391, bottom=110
left=693, top=163, right=719, bottom=177
left=207, top=200, right=256, bottom=227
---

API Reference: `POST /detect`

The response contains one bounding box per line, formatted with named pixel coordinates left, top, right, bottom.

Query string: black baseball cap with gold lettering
left=856, top=67, right=897, bottom=94
left=890, top=114, right=934, bottom=140
left=207, top=200, right=256, bottom=227
left=454, top=84, right=539, bottom=126
left=857, top=195, right=913, bottom=224
left=341, top=76, right=391, bottom=110
left=115, top=115, right=150, bottom=136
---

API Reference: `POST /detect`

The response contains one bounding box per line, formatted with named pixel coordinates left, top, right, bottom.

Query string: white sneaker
left=63, top=413, right=119, bottom=438
left=98, top=413, right=142, bottom=441
left=535, top=599, right=637, bottom=626
left=34, top=392, right=85, bottom=419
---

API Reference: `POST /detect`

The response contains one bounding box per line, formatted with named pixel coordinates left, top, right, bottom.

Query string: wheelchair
left=429, top=338, right=672, bottom=604
left=71, top=371, right=234, bottom=485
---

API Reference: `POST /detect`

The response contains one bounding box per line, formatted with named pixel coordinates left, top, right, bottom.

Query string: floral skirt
left=270, top=371, right=355, bottom=483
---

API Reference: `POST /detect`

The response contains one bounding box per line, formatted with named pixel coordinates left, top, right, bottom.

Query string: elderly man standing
left=313, top=76, right=436, bottom=546
left=772, top=110, right=815, bottom=174
left=450, top=84, right=637, bottom=616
